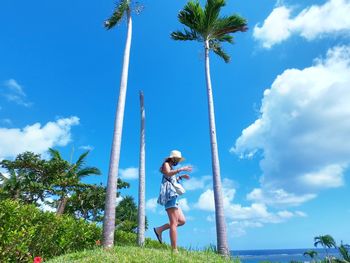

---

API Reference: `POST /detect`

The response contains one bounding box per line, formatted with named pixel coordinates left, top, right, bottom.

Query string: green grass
left=46, top=245, right=239, bottom=263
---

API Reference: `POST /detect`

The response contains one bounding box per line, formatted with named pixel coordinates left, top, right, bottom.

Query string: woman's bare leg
left=155, top=207, right=186, bottom=249
left=166, top=207, right=179, bottom=250
left=177, top=207, right=186, bottom=226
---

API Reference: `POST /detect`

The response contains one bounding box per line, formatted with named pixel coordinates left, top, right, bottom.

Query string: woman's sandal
left=153, top=227, right=162, bottom=244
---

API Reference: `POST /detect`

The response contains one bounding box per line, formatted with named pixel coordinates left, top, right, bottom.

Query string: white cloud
left=182, top=175, right=211, bottom=191
left=194, top=179, right=306, bottom=236
left=0, top=117, right=79, bottom=159
left=178, top=198, right=190, bottom=211
left=233, top=46, right=350, bottom=198
left=225, top=203, right=306, bottom=235
left=254, top=6, right=292, bottom=48
left=2, top=79, right=32, bottom=107
left=299, top=164, right=344, bottom=188
left=277, top=210, right=294, bottom=219
left=119, top=167, right=138, bottom=180
left=195, top=189, right=215, bottom=211
left=226, top=203, right=271, bottom=221
left=194, top=180, right=236, bottom=212
left=228, top=221, right=264, bottom=237
left=295, top=211, right=307, bottom=217
left=146, top=198, right=158, bottom=212
left=254, top=0, right=350, bottom=48
left=79, top=145, right=94, bottom=151
left=247, top=188, right=316, bottom=206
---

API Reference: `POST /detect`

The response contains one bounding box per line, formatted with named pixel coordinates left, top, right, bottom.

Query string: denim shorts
left=164, top=196, right=178, bottom=210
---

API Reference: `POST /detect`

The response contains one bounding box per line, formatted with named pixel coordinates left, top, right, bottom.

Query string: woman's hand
left=180, top=166, right=192, bottom=172
left=180, top=174, right=190, bottom=180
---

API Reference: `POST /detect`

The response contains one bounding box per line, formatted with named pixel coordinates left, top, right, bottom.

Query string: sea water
left=231, top=248, right=339, bottom=263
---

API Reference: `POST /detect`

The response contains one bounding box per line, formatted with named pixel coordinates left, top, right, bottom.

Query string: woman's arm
left=161, top=162, right=180, bottom=177
left=161, top=162, right=192, bottom=177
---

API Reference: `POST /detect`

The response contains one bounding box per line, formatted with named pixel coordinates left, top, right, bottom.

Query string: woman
left=154, top=150, right=192, bottom=253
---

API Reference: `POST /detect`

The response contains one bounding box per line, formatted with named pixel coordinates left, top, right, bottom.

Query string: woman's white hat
left=167, top=150, right=185, bottom=162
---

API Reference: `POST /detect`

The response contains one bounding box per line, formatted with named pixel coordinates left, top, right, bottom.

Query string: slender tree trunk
left=56, top=196, right=68, bottom=215
left=137, top=91, right=146, bottom=246
left=102, top=9, right=132, bottom=249
left=204, top=40, right=230, bottom=256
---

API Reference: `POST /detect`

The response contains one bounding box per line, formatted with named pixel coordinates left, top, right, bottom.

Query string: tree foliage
left=314, top=235, right=337, bottom=249
left=64, top=180, right=129, bottom=223
left=47, top=148, right=101, bottom=215
left=171, top=0, right=247, bottom=63
left=0, top=150, right=145, bottom=234
left=0, top=151, right=68, bottom=204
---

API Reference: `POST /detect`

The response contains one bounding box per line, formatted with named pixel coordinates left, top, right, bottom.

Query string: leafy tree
left=337, top=243, right=350, bottom=263
left=0, top=150, right=101, bottom=217
left=0, top=152, right=68, bottom=204
left=0, top=169, right=22, bottom=200
left=171, top=0, right=247, bottom=256
left=314, top=234, right=337, bottom=263
left=64, top=179, right=129, bottom=223
left=102, top=0, right=143, bottom=248
left=303, top=250, right=318, bottom=262
left=48, top=148, right=101, bottom=215
left=116, top=195, right=148, bottom=233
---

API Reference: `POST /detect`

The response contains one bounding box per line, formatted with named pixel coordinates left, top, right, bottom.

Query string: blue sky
left=1, top=0, right=350, bottom=250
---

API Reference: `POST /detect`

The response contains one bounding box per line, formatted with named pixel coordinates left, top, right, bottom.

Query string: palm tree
left=102, top=0, right=142, bottom=248
left=49, top=148, right=101, bottom=215
left=171, top=0, right=247, bottom=256
left=137, top=91, right=146, bottom=246
left=338, top=243, right=350, bottom=263
left=303, top=250, right=318, bottom=263
left=314, top=235, right=337, bottom=263
left=0, top=169, right=21, bottom=200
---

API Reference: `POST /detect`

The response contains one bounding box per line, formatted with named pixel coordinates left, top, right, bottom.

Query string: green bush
left=0, top=199, right=101, bottom=262
left=114, top=230, right=137, bottom=246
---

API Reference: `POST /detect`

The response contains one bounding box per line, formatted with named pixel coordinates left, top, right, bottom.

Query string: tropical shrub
left=0, top=200, right=101, bottom=262
left=114, top=230, right=137, bottom=246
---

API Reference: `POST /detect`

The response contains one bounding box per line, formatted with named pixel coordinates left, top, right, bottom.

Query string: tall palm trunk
left=103, top=9, right=132, bottom=249
left=204, top=40, right=229, bottom=256
left=137, top=90, right=146, bottom=246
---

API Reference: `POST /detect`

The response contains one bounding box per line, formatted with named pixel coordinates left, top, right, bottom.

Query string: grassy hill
left=46, top=245, right=239, bottom=263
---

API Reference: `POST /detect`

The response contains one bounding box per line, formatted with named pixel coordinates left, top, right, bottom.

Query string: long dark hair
left=159, top=158, right=173, bottom=173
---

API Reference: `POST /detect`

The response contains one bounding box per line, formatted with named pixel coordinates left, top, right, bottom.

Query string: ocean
left=231, top=248, right=339, bottom=263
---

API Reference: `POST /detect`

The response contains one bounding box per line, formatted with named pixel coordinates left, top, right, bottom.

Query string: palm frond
left=73, top=151, right=90, bottom=172
left=210, top=41, right=230, bottom=63
left=104, top=0, right=130, bottom=30
left=204, top=0, right=225, bottom=31
left=217, top=34, right=233, bottom=43
left=76, top=167, right=101, bottom=178
left=171, top=28, right=201, bottom=41
left=178, top=1, right=204, bottom=33
left=339, top=244, right=350, bottom=261
left=212, top=15, right=248, bottom=38
left=48, top=148, right=62, bottom=160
